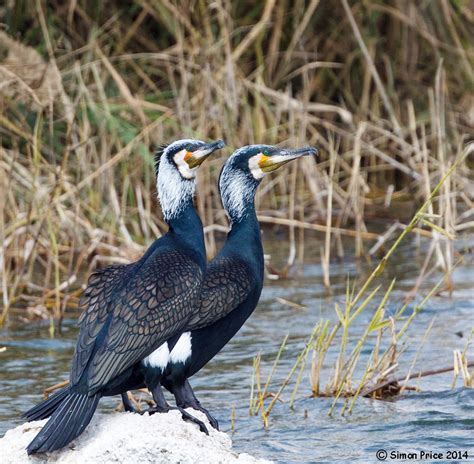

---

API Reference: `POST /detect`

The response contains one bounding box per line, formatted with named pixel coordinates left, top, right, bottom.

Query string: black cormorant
left=160, top=145, right=318, bottom=428
left=23, top=138, right=225, bottom=454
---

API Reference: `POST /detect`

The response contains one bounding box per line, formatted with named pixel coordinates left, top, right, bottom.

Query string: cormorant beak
left=259, top=146, right=318, bottom=173
left=185, top=140, right=225, bottom=169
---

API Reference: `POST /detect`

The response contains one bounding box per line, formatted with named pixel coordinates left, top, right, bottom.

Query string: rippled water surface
left=1, top=239, right=473, bottom=463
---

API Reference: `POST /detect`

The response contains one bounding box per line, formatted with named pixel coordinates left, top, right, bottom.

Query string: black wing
left=71, top=249, right=202, bottom=392
left=72, top=263, right=134, bottom=384
left=186, top=255, right=253, bottom=331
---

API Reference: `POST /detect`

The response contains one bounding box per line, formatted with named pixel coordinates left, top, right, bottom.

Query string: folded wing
left=187, top=255, right=253, bottom=330
left=71, top=249, right=202, bottom=393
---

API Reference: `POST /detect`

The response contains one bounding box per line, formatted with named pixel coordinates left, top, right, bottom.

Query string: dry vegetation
left=0, top=0, right=473, bottom=326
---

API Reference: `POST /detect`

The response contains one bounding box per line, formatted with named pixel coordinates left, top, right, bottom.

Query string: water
left=1, top=239, right=473, bottom=463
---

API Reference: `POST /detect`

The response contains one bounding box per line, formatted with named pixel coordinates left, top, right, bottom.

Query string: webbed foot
left=183, top=402, right=219, bottom=430
left=144, top=404, right=209, bottom=435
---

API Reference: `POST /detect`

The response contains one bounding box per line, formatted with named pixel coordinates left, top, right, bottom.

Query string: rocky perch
left=0, top=410, right=271, bottom=464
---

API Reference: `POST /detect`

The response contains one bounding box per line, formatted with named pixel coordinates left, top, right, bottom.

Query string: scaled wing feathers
left=71, top=250, right=202, bottom=392
left=187, top=256, right=252, bottom=330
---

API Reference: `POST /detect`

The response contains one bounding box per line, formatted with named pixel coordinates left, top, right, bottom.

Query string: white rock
left=0, top=410, right=271, bottom=464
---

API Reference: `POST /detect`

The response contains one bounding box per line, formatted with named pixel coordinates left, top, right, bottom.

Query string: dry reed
left=0, top=1, right=473, bottom=325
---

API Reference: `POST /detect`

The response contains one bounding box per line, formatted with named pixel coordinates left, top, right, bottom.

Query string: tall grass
left=0, top=1, right=473, bottom=323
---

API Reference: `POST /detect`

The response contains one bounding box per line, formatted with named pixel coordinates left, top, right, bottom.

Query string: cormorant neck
left=227, top=199, right=257, bottom=227
left=167, top=199, right=206, bottom=264
left=225, top=200, right=264, bottom=272
left=218, top=168, right=263, bottom=272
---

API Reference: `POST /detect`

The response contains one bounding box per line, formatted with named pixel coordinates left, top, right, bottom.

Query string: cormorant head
left=219, top=144, right=318, bottom=223
left=156, top=139, right=225, bottom=220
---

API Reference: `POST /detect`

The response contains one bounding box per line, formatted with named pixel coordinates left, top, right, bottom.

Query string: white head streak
left=248, top=153, right=265, bottom=180
left=219, top=148, right=259, bottom=223
left=157, top=140, right=196, bottom=221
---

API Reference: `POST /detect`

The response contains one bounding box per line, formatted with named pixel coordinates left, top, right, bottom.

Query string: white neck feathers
left=219, top=167, right=256, bottom=223
left=157, top=154, right=195, bottom=221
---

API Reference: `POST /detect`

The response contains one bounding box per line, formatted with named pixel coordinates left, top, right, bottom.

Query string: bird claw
left=176, top=407, right=209, bottom=435
left=142, top=405, right=170, bottom=415
left=181, top=402, right=219, bottom=430
left=196, top=407, right=219, bottom=430
left=207, top=415, right=219, bottom=431
left=143, top=405, right=209, bottom=435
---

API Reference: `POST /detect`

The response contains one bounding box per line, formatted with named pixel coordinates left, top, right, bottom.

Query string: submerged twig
left=362, top=361, right=474, bottom=398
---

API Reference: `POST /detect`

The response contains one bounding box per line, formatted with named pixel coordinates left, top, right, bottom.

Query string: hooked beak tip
left=284, top=146, right=319, bottom=158
left=302, top=146, right=318, bottom=157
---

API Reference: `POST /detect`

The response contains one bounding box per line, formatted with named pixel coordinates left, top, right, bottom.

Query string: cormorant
left=23, top=138, right=225, bottom=454
left=160, top=145, right=318, bottom=428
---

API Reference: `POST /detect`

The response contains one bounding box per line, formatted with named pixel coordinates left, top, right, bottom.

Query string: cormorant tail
left=26, top=392, right=100, bottom=455
left=23, top=387, right=70, bottom=422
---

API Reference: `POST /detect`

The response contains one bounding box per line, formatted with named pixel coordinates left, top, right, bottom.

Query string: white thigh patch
left=142, top=343, right=170, bottom=369
left=169, top=332, right=192, bottom=364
